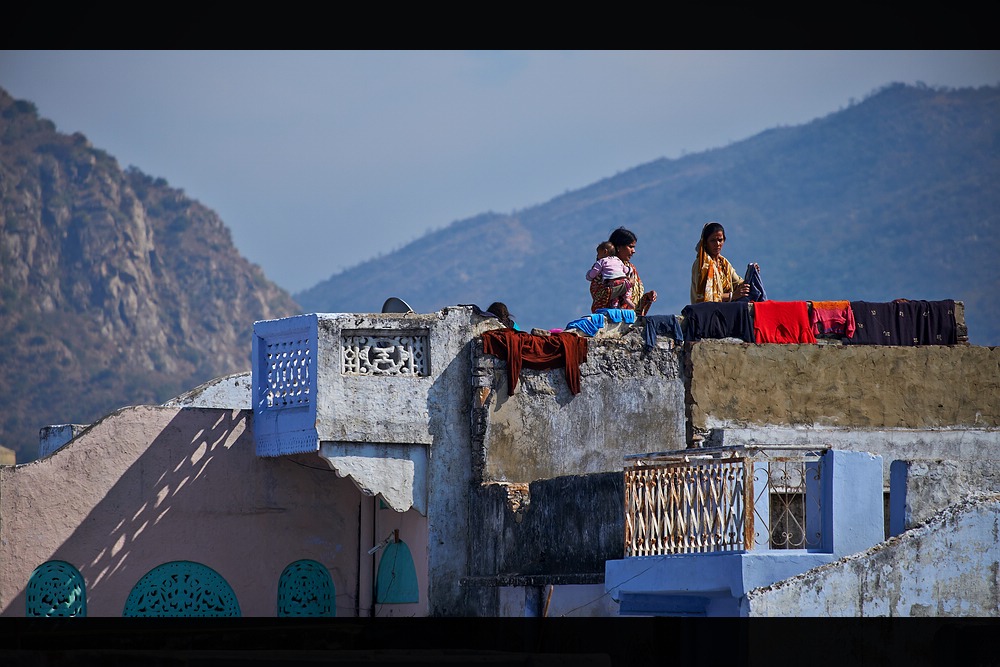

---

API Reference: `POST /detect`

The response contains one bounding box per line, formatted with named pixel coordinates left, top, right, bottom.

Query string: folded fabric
left=643, top=314, right=684, bottom=350
left=680, top=302, right=754, bottom=343
left=595, top=308, right=637, bottom=323
left=753, top=301, right=817, bottom=344
left=742, top=263, right=768, bottom=302
left=481, top=329, right=589, bottom=395
left=565, top=314, right=606, bottom=337
left=846, top=300, right=956, bottom=346
left=809, top=300, right=856, bottom=338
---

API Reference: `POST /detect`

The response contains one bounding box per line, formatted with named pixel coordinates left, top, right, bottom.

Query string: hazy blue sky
left=2, top=50, right=998, bottom=294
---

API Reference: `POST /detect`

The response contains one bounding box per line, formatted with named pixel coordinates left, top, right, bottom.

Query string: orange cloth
left=753, top=301, right=817, bottom=344
left=481, top=329, right=588, bottom=395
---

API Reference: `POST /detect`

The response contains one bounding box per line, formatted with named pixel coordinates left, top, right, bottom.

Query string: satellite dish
left=381, top=297, right=414, bottom=314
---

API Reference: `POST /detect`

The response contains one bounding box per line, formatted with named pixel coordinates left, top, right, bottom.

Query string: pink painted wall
left=0, top=405, right=382, bottom=617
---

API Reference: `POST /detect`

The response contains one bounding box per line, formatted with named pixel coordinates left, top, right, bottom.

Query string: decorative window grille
left=624, top=446, right=824, bottom=556
left=277, top=559, right=336, bottom=617
left=262, top=337, right=312, bottom=409
left=123, top=561, right=240, bottom=617
left=342, top=333, right=428, bottom=376
left=26, top=561, right=86, bottom=617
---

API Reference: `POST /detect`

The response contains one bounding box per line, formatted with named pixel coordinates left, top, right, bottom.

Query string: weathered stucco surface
left=476, top=335, right=686, bottom=483
left=745, top=494, right=1000, bottom=616
left=310, top=307, right=495, bottom=615
left=0, top=406, right=365, bottom=617
left=891, top=458, right=1000, bottom=532
left=689, top=342, right=1000, bottom=431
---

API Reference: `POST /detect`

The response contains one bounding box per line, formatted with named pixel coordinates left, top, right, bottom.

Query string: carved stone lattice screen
left=624, top=447, right=824, bottom=556
left=277, top=559, right=336, bottom=617
left=25, top=561, right=87, bottom=617
left=342, top=332, right=429, bottom=376
left=262, top=336, right=312, bottom=410
left=123, top=561, right=241, bottom=617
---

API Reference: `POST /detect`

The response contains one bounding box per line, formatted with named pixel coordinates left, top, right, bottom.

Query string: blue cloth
left=595, top=308, right=637, bottom=324
left=565, top=314, right=605, bottom=337
left=740, top=263, right=767, bottom=302
left=643, top=314, right=684, bottom=349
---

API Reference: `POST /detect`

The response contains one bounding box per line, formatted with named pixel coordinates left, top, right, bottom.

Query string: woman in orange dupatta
left=690, top=221, right=753, bottom=303
left=590, top=227, right=657, bottom=315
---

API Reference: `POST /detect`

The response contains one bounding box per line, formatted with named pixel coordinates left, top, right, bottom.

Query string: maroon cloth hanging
left=481, top=329, right=588, bottom=395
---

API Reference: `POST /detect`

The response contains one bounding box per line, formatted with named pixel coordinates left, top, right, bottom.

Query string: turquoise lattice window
left=376, top=540, right=419, bottom=604
left=123, top=561, right=240, bottom=617
left=277, top=559, right=336, bottom=617
left=26, top=561, right=86, bottom=617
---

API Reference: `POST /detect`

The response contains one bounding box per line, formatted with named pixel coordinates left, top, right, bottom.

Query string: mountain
left=296, top=83, right=1000, bottom=347
left=0, top=88, right=301, bottom=463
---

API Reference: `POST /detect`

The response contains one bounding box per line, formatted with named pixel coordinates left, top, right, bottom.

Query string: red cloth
left=481, top=329, right=588, bottom=395
left=753, top=301, right=817, bottom=344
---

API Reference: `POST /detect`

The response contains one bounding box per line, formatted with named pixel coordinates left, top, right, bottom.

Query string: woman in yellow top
left=690, top=222, right=752, bottom=303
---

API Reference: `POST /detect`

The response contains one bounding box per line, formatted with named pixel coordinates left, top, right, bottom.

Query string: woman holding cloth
left=691, top=221, right=759, bottom=303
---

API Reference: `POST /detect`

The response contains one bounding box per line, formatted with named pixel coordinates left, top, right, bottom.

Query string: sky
left=1, top=50, right=998, bottom=295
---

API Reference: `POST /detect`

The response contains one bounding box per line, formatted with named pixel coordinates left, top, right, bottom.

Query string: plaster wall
left=688, top=342, right=1000, bottom=484
left=476, top=335, right=686, bottom=483
left=0, top=406, right=364, bottom=617
left=309, top=307, right=496, bottom=615
left=162, top=371, right=252, bottom=410
left=745, top=494, right=1000, bottom=617
left=688, top=342, right=999, bottom=432
left=890, top=459, right=1000, bottom=533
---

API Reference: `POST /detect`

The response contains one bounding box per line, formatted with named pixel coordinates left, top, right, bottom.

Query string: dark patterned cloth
left=680, top=302, right=754, bottom=343
left=845, top=300, right=957, bottom=346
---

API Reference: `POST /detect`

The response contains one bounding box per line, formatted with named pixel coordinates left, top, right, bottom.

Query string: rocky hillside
left=297, top=83, right=1000, bottom=347
left=0, top=89, right=301, bottom=462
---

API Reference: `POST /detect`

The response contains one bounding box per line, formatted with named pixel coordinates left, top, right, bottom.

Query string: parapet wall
left=473, top=334, right=686, bottom=484
left=688, top=341, right=999, bottom=431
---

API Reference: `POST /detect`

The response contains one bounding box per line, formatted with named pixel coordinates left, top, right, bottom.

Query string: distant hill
left=297, top=83, right=1000, bottom=347
left=0, top=88, right=301, bottom=463
left=3, top=82, right=998, bottom=462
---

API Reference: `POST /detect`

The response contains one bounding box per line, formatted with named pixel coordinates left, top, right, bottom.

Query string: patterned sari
left=690, top=241, right=743, bottom=303
left=590, top=261, right=654, bottom=315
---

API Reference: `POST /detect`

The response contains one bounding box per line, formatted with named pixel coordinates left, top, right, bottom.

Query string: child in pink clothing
left=586, top=242, right=635, bottom=310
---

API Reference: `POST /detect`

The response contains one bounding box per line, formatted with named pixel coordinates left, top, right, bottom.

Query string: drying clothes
left=565, top=313, right=606, bottom=337
left=481, top=329, right=589, bottom=395
left=595, top=308, right=637, bottom=324
left=846, top=300, right=956, bottom=346
left=809, top=300, right=856, bottom=338
left=643, top=314, right=684, bottom=350
left=680, top=302, right=754, bottom=342
left=742, top=263, right=767, bottom=302
left=752, top=301, right=817, bottom=344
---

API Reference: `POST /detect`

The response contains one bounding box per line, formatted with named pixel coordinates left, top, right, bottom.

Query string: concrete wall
left=474, top=334, right=686, bottom=483
left=0, top=406, right=365, bottom=617
left=745, top=494, right=1000, bottom=616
